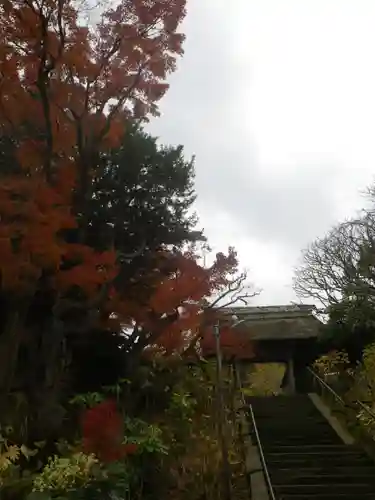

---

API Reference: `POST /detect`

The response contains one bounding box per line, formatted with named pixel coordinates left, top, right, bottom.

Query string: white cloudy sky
left=147, top=0, right=375, bottom=306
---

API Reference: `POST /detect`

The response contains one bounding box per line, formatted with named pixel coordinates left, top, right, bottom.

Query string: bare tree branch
left=208, top=271, right=260, bottom=310
left=294, top=212, right=375, bottom=308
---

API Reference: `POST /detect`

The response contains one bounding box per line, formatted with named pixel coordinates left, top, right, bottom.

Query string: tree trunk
left=0, top=307, right=26, bottom=401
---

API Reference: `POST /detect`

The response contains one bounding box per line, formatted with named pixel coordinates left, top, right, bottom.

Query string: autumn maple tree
left=0, top=0, right=186, bottom=405
left=111, top=246, right=243, bottom=355
left=0, top=0, right=186, bottom=279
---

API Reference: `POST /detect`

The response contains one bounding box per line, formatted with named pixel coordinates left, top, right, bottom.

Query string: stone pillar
left=284, top=357, right=296, bottom=394
left=295, top=362, right=311, bottom=393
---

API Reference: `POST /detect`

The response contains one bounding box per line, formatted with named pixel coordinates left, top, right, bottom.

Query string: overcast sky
left=147, top=0, right=375, bottom=306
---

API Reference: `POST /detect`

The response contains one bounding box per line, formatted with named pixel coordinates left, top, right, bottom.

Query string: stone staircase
left=248, top=395, right=375, bottom=499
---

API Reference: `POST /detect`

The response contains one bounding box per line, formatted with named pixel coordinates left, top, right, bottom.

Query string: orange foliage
left=200, top=325, right=255, bottom=361
left=0, top=0, right=186, bottom=295
left=56, top=245, right=117, bottom=295
left=110, top=247, right=241, bottom=355
left=0, top=0, right=186, bottom=154
left=0, top=177, right=75, bottom=291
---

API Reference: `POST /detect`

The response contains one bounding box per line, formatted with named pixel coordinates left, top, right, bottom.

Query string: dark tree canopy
left=88, top=123, right=203, bottom=255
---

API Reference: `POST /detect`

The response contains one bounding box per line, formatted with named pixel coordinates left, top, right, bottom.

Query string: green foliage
left=152, top=361, right=240, bottom=500
left=30, top=452, right=100, bottom=496
left=347, top=344, right=375, bottom=403
left=315, top=345, right=375, bottom=449
left=314, top=351, right=351, bottom=376
left=26, top=454, right=135, bottom=500
left=0, top=423, right=40, bottom=494
left=168, top=390, right=196, bottom=421
left=1, top=357, right=246, bottom=500
left=89, top=123, right=203, bottom=256
left=322, top=298, right=375, bottom=363
left=19, top=407, right=168, bottom=500
left=69, top=393, right=105, bottom=409
left=123, top=417, right=168, bottom=456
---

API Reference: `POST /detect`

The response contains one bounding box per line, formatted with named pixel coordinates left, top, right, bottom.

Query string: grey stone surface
left=309, top=392, right=355, bottom=444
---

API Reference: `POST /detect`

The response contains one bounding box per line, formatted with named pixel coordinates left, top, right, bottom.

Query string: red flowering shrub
left=81, top=399, right=137, bottom=463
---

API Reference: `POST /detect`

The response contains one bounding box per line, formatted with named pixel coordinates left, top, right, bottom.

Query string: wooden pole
left=213, top=323, right=232, bottom=500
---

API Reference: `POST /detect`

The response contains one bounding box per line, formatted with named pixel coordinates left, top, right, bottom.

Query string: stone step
left=254, top=414, right=331, bottom=421
left=257, top=426, right=337, bottom=439
left=247, top=395, right=375, bottom=499
left=261, top=438, right=342, bottom=452
left=252, top=406, right=324, bottom=413
left=251, top=406, right=320, bottom=411
left=248, top=395, right=309, bottom=400
left=256, top=423, right=336, bottom=430
left=253, top=413, right=326, bottom=420
left=255, top=419, right=335, bottom=427
left=270, top=472, right=375, bottom=486
left=258, top=433, right=340, bottom=442
left=278, top=494, right=375, bottom=500
left=266, top=454, right=373, bottom=468
left=257, top=426, right=338, bottom=432
left=249, top=402, right=317, bottom=410
left=259, top=433, right=339, bottom=440
left=269, top=465, right=375, bottom=483
left=258, top=433, right=339, bottom=441
left=261, top=438, right=341, bottom=447
left=248, top=395, right=310, bottom=401
left=250, top=404, right=319, bottom=410
left=265, top=448, right=366, bottom=458
left=264, top=444, right=358, bottom=453
left=274, top=482, right=375, bottom=495
left=269, top=465, right=375, bottom=475
left=249, top=395, right=316, bottom=401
